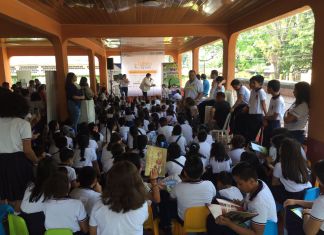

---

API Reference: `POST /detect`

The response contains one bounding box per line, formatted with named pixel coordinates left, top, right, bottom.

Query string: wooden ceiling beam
left=68, top=38, right=106, bottom=57
left=178, top=36, right=220, bottom=54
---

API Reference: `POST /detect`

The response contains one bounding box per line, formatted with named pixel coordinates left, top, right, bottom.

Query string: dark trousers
left=289, top=130, right=305, bottom=144
left=121, top=87, right=128, bottom=97
left=20, top=211, right=45, bottom=235
left=142, top=91, right=148, bottom=99
left=207, top=214, right=238, bottom=235
left=158, top=190, right=178, bottom=228
left=247, top=114, right=263, bottom=143
left=230, top=104, right=248, bottom=135
left=263, top=120, right=281, bottom=148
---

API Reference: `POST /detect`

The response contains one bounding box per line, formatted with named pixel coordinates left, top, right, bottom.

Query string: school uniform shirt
left=219, top=186, right=243, bottom=201
left=310, top=195, right=324, bottom=232
left=65, top=136, right=74, bottom=149
left=194, top=134, right=214, bottom=145
left=70, top=188, right=101, bottom=216
left=168, top=135, right=187, bottom=155
left=89, top=139, right=99, bottom=150
left=143, top=119, right=150, bottom=132
left=284, top=102, right=309, bottom=131
left=173, top=93, right=182, bottom=101
left=119, top=126, right=130, bottom=143
left=244, top=181, right=277, bottom=225
left=101, top=149, right=113, bottom=173
left=198, top=141, right=212, bottom=167
left=209, top=85, right=225, bottom=100
left=73, top=147, right=97, bottom=168
left=147, top=131, right=158, bottom=145
left=127, top=127, right=146, bottom=149
left=0, top=117, right=32, bottom=153
left=228, top=148, right=245, bottom=165
left=248, top=88, right=267, bottom=114
left=165, top=156, right=186, bottom=176
left=170, top=180, right=216, bottom=220
left=184, top=78, right=203, bottom=100
left=157, top=125, right=174, bottom=140
left=273, top=162, right=312, bottom=192
left=209, top=158, right=232, bottom=174
left=269, top=146, right=306, bottom=162
left=60, top=165, right=77, bottom=182
left=125, top=114, right=135, bottom=122
left=236, top=85, right=250, bottom=105
left=180, top=123, right=193, bottom=144
left=166, top=115, right=177, bottom=125
left=267, top=95, right=285, bottom=120
left=21, top=184, right=44, bottom=214
left=89, top=200, right=148, bottom=235
left=43, top=199, right=87, bottom=232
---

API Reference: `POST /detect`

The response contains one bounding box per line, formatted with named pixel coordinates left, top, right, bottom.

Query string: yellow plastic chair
left=44, top=228, right=73, bottom=235
left=144, top=205, right=159, bottom=235
left=173, top=206, right=210, bottom=235
left=8, top=214, right=29, bottom=235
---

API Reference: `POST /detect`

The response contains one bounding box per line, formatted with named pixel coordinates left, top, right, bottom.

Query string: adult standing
left=140, top=73, right=154, bottom=100
left=284, top=82, right=310, bottom=144
left=0, top=91, right=38, bottom=212
left=79, top=77, right=95, bottom=124
left=184, top=70, right=203, bottom=103
left=65, top=72, right=84, bottom=132
left=120, top=74, right=130, bottom=98
left=202, top=74, right=210, bottom=97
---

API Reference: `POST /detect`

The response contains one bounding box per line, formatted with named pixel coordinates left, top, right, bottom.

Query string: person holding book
left=284, top=160, right=324, bottom=235
left=207, top=162, right=277, bottom=235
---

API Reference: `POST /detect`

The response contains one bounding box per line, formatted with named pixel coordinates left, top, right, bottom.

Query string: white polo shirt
left=245, top=181, right=277, bottom=225
left=158, top=125, right=174, bottom=140
left=284, top=102, right=309, bottom=131
left=219, top=186, right=243, bottom=201
left=248, top=88, right=267, bottom=114
left=273, top=162, right=312, bottom=192
left=228, top=148, right=245, bottom=165
left=21, top=184, right=44, bottom=214
left=310, top=195, right=324, bottom=232
left=184, top=78, right=203, bottom=100
left=70, top=188, right=101, bottom=216
left=73, top=147, right=97, bottom=168
left=209, top=158, right=232, bottom=174
left=267, top=95, right=285, bottom=120
left=170, top=181, right=216, bottom=220
left=168, top=135, right=187, bottom=155
left=198, top=141, right=212, bottom=167
left=180, top=123, right=193, bottom=144
left=60, top=165, right=77, bottom=182
left=166, top=156, right=186, bottom=176
left=237, top=85, right=251, bottom=105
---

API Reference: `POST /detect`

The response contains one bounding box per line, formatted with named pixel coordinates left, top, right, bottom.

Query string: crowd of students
left=0, top=69, right=323, bottom=235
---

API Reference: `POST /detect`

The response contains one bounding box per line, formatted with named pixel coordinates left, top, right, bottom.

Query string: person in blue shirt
left=202, top=74, right=210, bottom=97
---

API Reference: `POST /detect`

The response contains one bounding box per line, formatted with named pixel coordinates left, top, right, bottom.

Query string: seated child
left=216, top=171, right=243, bottom=201
left=59, top=147, right=78, bottom=189
left=209, top=142, right=232, bottom=174
left=227, top=135, right=246, bottom=165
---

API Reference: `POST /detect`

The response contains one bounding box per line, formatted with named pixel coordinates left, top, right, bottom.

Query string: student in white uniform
left=197, top=130, right=212, bottom=167
left=170, top=157, right=216, bottom=221
left=246, top=75, right=267, bottom=142
left=227, top=135, right=246, bottom=165
left=20, top=158, right=58, bottom=235
left=284, top=160, right=324, bottom=235
left=165, top=143, right=186, bottom=176
left=168, top=125, right=187, bottom=155
left=177, top=114, right=193, bottom=144
left=70, top=167, right=102, bottom=216
left=43, top=172, right=88, bottom=234
left=157, top=117, right=173, bottom=140
left=59, top=148, right=78, bottom=189
left=263, top=79, right=285, bottom=148
left=118, top=117, right=129, bottom=143
left=207, top=162, right=277, bottom=235
left=101, top=133, right=123, bottom=173
left=184, top=70, right=203, bottom=102
left=284, top=82, right=310, bottom=144
left=209, top=142, right=232, bottom=174
left=216, top=171, right=243, bottom=201
left=89, top=161, right=148, bottom=235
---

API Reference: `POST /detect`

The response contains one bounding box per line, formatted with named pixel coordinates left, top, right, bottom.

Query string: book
left=144, top=145, right=167, bottom=177
left=250, top=142, right=268, bottom=155
left=291, top=207, right=303, bottom=219
left=207, top=198, right=258, bottom=225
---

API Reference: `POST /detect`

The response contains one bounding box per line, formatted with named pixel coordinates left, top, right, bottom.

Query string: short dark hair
left=252, top=75, right=264, bottom=85
left=146, top=73, right=151, bottom=77
left=232, top=162, right=258, bottom=181
left=217, top=171, right=233, bottom=186
left=177, top=113, right=186, bottom=124
left=0, top=91, right=29, bottom=118
left=54, top=134, right=67, bottom=149
left=201, top=74, right=207, bottom=80
left=44, top=172, right=69, bottom=199
left=314, top=160, right=324, bottom=185
left=115, top=152, right=141, bottom=170
left=197, top=130, right=207, bottom=142
left=167, top=143, right=181, bottom=161
left=184, top=156, right=203, bottom=180
left=216, top=76, right=224, bottom=83
left=111, top=143, right=125, bottom=159
left=231, top=79, right=241, bottom=87
left=216, top=92, right=225, bottom=99
left=172, top=125, right=182, bottom=136
left=231, top=135, right=245, bottom=149
left=210, top=142, right=229, bottom=162
left=159, top=117, right=167, bottom=126
left=267, top=80, right=280, bottom=92
left=211, top=70, right=218, bottom=76
left=59, top=147, right=74, bottom=163
left=78, top=166, right=97, bottom=188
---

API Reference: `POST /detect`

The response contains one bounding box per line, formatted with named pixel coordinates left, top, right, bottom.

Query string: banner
left=121, top=51, right=164, bottom=96
left=162, top=62, right=180, bottom=87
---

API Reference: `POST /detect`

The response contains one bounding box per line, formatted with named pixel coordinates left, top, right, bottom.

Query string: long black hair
left=294, top=82, right=310, bottom=107
left=210, top=142, right=230, bottom=162
left=77, top=134, right=90, bottom=162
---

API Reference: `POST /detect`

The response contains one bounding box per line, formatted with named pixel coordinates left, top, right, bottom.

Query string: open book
left=207, top=199, right=258, bottom=225
left=144, top=145, right=167, bottom=177
left=250, top=142, right=268, bottom=155
left=291, top=207, right=303, bottom=219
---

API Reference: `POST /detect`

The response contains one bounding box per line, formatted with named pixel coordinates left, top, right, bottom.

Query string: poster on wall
left=121, top=51, right=164, bottom=96
left=162, top=63, right=180, bottom=87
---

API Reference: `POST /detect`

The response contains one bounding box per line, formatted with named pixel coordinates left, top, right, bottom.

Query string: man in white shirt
left=184, top=70, right=203, bottom=102
left=139, top=73, right=154, bottom=99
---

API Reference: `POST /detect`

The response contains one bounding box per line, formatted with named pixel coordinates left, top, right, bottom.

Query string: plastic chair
left=303, top=187, right=320, bottom=201
left=0, top=205, right=14, bottom=235
left=173, top=206, right=210, bottom=235
left=8, top=214, right=29, bottom=235
left=143, top=205, right=159, bottom=235
left=210, top=113, right=232, bottom=145
left=44, top=228, right=73, bottom=235
left=263, top=220, right=278, bottom=235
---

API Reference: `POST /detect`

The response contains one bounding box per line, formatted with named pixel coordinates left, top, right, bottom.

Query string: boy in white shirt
left=245, top=75, right=267, bottom=142
left=263, top=79, right=285, bottom=148
left=59, top=148, right=78, bottom=189
left=197, top=130, right=212, bottom=167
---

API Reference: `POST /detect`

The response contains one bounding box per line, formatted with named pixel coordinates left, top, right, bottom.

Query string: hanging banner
left=162, top=62, right=180, bottom=87
left=121, top=51, right=164, bottom=96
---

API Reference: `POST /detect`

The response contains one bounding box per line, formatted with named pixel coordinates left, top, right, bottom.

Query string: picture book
left=291, top=207, right=303, bottom=219
left=144, top=145, right=167, bottom=177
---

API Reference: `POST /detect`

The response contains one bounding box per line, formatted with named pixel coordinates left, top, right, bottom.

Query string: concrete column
left=0, top=39, right=12, bottom=86
left=307, top=2, right=324, bottom=164
left=52, top=38, right=69, bottom=121
left=177, top=53, right=183, bottom=87
left=87, top=50, right=97, bottom=94
left=192, top=47, right=199, bottom=73
left=223, top=33, right=238, bottom=90
left=98, top=55, right=108, bottom=90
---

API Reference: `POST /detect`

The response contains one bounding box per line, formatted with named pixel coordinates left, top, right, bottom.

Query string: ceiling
left=18, top=0, right=273, bottom=24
